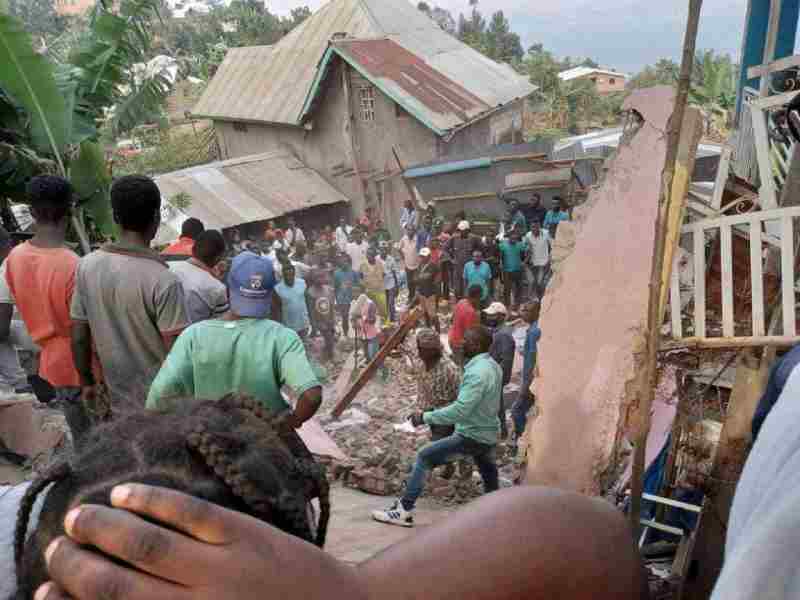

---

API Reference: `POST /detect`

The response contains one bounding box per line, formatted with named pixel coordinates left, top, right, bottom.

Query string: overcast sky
left=263, top=0, right=749, bottom=74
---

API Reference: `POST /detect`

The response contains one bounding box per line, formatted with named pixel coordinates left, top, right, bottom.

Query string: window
left=610, top=78, right=616, bottom=85
left=359, top=86, right=376, bottom=122
left=233, top=122, right=248, bottom=133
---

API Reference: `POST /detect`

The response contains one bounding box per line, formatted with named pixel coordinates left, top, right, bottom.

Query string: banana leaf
left=71, top=140, right=114, bottom=236
left=0, top=13, right=67, bottom=170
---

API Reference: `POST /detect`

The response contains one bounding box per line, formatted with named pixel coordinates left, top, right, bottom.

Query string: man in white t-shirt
left=169, top=230, right=229, bottom=324
left=345, top=229, right=369, bottom=273
left=524, top=221, right=551, bottom=299
left=335, top=217, right=351, bottom=252
left=284, top=217, right=306, bottom=247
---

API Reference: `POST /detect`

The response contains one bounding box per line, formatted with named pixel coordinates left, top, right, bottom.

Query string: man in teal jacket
left=373, top=326, right=501, bottom=527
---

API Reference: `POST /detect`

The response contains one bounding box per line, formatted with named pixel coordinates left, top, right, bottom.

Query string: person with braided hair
left=3, top=393, right=330, bottom=600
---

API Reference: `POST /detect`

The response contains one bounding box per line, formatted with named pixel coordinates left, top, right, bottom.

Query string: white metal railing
left=670, top=205, right=800, bottom=344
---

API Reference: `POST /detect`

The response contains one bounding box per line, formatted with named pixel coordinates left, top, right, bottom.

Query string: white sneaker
left=372, top=499, right=414, bottom=527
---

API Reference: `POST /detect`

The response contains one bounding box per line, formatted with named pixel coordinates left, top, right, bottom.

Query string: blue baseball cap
left=227, top=251, right=276, bottom=318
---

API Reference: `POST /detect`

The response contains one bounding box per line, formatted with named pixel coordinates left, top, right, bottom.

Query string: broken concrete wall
left=525, top=86, right=676, bottom=495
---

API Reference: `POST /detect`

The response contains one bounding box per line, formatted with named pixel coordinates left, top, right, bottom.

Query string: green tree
left=0, top=0, right=174, bottom=243
left=484, top=11, right=522, bottom=62
left=7, top=0, right=65, bottom=40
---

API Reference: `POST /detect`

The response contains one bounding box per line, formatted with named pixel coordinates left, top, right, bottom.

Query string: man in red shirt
left=1, top=176, right=94, bottom=444
left=162, top=218, right=204, bottom=257
left=448, top=284, right=481, bottom=366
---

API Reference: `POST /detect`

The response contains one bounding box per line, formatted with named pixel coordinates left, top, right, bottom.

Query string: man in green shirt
left=147, top=252, right=322, bottom=429
left=373, top=326, right=501, bottom=527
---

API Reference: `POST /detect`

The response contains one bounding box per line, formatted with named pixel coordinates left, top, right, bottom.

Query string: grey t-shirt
left=1, top=483, right=43, bottom=600
left=168, top=260, right=229, bottom=324
left=70, top=244, right=188, bottom=409
left=711, top=366, right=800, bottom=599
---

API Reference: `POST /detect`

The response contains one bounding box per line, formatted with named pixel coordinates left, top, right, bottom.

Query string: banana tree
left=0, top=0, right=172, bottom=251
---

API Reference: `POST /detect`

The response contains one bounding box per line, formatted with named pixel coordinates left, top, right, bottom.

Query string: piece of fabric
left=543, top=210, right=570, bottom=227
left=416, top=229, right=431, bottom=251
left=463, top=261, right=492, bottom=301
left=71, top=244, right=188, bottom=407
left=416, top=261, right=440, bottom=298
left=424, top=352, right=501, bottom=445
left=511, top=210, right=527, bottom=232
left=162, top=236, right=195, bottom=256
left=367, top=290, right=388, bottom=320
left=401, top=433, right=498, bottom=510
left=360, top=259, right=385, bottom=293
left=710, top=367, right=800, bottom=600
left=499, top=240, right=526, bottom=273
left=345, top=241, right=369, bottom=273
left=400, top=207, right=417, bottom=230
left=448, top=299, right=478, bottom=349
left=5, top=243, right=82, bottom=387
left=399, top=236, right=420, bottom=271
left=333, top=268, right=360, bottom=306
left=275, top=278, right=310, bottom=333
left=285, top=227, right=306, bottom=246
left=0, top=482, right=47, bottom=600
left=525, top=230, right=551, bottom=266
left=147, top=318, right=320, bottom=414
left=169, top=260, right=229, bottom=323
left=417, top=355, right=461, bottom=412
left=752, top=343, right=800, bottom=441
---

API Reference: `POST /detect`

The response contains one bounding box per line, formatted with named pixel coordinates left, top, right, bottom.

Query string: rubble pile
left=316, top=337, right=519, bottom=504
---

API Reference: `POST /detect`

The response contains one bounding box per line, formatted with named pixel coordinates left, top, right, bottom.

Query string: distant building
left=191, top=0, right=537, bottom=236
left=558, top=66, right=627, bottom=95
left=54, top=0, right=96, bottom=16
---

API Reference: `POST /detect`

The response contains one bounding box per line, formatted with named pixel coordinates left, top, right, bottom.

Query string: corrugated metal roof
left=154, top=150, right=349, bottom=242
left=193, top=0, right=536, bottom=130
left=324, top=39, right=491, bottom=133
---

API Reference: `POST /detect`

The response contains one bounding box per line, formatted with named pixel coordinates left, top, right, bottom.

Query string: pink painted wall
left=525, top=86, right=676, bottom=495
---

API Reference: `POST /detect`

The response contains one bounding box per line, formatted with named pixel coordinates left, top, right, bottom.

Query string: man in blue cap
left=147, top=251, right=322, bottom=428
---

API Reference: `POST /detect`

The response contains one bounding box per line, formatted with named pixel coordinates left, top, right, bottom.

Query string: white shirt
left=286, top=227, right=306, bottom=246
left=169, top=260, right=229, bottom=323
left=346, top=241, right=368, bottom=271
left=398, top=236, right=420, bottom=270
left=525, top=230, right=551, bottom=266
left=335, top=226, right=349, bottom=251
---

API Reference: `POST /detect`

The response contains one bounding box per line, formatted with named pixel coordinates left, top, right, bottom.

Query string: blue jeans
left=511, top=392, right=534, bottom=440
left=401, top=433, right=498, bottom=510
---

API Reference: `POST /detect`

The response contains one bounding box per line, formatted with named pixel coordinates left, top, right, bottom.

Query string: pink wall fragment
left=525, top=86, right=676, bottom=495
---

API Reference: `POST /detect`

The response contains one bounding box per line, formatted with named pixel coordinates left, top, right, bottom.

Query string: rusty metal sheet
left=193, top=0, right=535, bottom=130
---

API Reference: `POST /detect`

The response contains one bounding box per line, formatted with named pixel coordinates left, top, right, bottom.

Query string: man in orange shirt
left=162, top=218, right=204, bottom=257
left=1, top=176, right=93, bottom=444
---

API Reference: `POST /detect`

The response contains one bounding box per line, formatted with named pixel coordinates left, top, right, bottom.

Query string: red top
left=449, top=298, right=478, bottom=349
left=5, top=243, right=82, bottom=387
left=162, top=236, right=194, bottom=256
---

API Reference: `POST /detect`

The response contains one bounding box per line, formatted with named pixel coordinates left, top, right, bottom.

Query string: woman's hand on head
left=36, top=484, right=364, bottom=600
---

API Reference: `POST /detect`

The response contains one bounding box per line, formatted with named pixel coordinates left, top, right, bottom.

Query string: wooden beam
left=331, top=307, right=422, bottom=418
left=680, top=204, right=800, bottom=234
left=720, top=223, right=735, bottom=337
left=751, top=219, right=766, bottom=336
left=711, top=146, right=732, bottom=210
left=658, top=107, right=704, bottom=321
left=660, top=335, right=800, bottom=350
left=670, top=255, right=683, bottom=338
left=781, top=215, right=796, bottom=335
left=433, top=191, right=497, bottom=202
left=759, top=0, right=783, bottom=96
left=751, top=103, right=779, bottom=208
left=629, top=0, right=703, bottom=531
left=748, top=52, right=800, bottom=80
left=751, top=89, right=799, bottom=110
left=491, top=152, right=548, bottom=163
left=693, top=226, right=706, bottom=338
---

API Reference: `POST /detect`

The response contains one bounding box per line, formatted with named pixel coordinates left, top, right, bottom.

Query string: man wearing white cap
left=415, top=247, right=440, bottom=332
left=447, top=220, right=479, bottom=300
left=484, top=302, right=515, bottom=439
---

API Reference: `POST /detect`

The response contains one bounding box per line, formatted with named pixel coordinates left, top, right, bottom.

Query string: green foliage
left=170, top=191, right=192, bottom=210
left=113, top=126, right=216, bottom=178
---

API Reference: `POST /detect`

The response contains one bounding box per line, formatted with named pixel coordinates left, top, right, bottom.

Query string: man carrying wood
left=373, top=326, right=501, bottom=527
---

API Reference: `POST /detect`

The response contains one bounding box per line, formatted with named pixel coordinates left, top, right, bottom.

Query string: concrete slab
left=325, top=485, right=452, bottom=563
left=525, top=86, right=678, bottom=495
